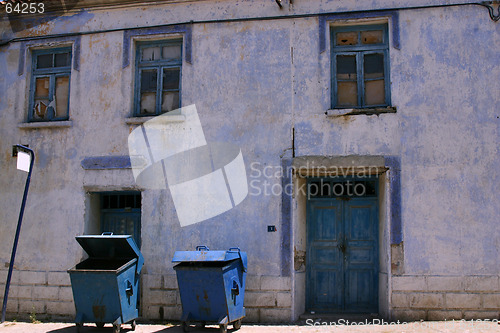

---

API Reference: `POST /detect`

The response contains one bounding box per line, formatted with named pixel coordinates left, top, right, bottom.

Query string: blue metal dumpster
left=68, top=234, right=144, bottom=333
left=172, top=246, right=247, bottom=333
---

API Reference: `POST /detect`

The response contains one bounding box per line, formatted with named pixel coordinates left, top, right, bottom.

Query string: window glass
left=162, top=68, right=180, bottom=90
left=337, top=55, right=358, bottom=106
left=364, top=53, right=385, bottom=106
left=33, top=100, right=49, bottom=120
left=55, top=76, right=70, bottom=118
left=336, top=32, right=358, bottom=46
left=37, top=54, right=53, bottom=69
left=162, top=45, right=181, bottom=60
left=337, top=55, right=357, bottom=80
left=136, top=40, right=182, bottom=116
left=140, top=70, right=158, bottom=114
left=337, top=82, right=358, bottom=106
left=365, top=80, right=385, bottom=105
left=140, top=69, right=158, bottom=92
left=361, top=30, right=383, bottom=44
left=364, top=53, right=384, bottom=79
left=142, top=47, right=161, bottom=61
left=161, top=92, right=180, bottom=113
left=35, top=77, right=50, bottom=97
left=55, top=52, right=71, bottom=67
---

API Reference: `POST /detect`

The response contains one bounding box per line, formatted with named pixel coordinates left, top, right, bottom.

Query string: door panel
left=344, top=199, right=378, bottom=312
left=307, top=196, right=378, bottom=313
left=345, top=269, right=375, bottom=311
left=102, top=212, right=141, bottom=248
left=307, top=200, right=343, bottom=311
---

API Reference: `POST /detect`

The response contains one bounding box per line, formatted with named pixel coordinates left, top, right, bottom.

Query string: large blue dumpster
left=68, top=234, right=144, bottom=333
left=172, top=246, right=247, bottom=333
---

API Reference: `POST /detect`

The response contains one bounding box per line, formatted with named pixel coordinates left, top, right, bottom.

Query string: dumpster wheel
left=113, top=323, right=121, bottom=333
left=96, top=322, right=105, bottom=328
left=233, top=319, right=242, bottom=330
left=131, top=320, right=137, bottom=331
left=75, top=323, right=83, bottom=333
left=219, top=323, right=228, bottom=333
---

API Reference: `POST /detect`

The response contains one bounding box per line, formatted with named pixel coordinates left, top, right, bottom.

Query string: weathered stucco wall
left=0, top=0, right=498, bottom=323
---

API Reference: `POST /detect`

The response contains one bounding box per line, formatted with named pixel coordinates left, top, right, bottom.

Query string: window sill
left=18, top=120, right=73, bottom=129
left=125, top=114, right=186, bottom=125
left=325, top=107, right=397, bottom=117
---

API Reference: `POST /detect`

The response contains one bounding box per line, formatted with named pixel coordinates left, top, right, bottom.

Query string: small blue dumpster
left=172, top=246, right=247, bottom=333
left=68, top=234, right=144, bottom=333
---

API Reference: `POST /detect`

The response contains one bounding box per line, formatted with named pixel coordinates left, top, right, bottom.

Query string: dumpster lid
left=172, top=246, right=247, bottom=272
left=75, top=234, right=144, bottom=274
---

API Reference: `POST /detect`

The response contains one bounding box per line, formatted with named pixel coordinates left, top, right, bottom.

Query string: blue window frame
left=29, top=47, right=72, bottom=121
left=134, top=39, right=182, bottom=116
left=331, top=25, right=390, bottom=109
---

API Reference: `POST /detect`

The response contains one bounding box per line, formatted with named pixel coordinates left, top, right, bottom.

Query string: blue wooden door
left=102, top=211, right=141, bottom=248
left=100, top=192, right=142, bottom=248
left=307, top=195, right=378, bottom=313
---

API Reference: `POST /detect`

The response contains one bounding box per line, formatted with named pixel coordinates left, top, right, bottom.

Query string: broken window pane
left=37, top=54, right=53, bottom=69
left=163, top=68, right=180, bottom=90
left=364, top=53, right=384, bottom=79
left=163, top=45, right=182, bottom=60
left=35, top=77, right=50, bottom=98
left=33, top=99, right=49, bottom=120
left=361, top=30, right=383, bottom=44
left=336, top=32, right=358, bottom=46
left=140, top=92, right=156, bottom=114
left=365, top=79, right=385, bottom=105
left=140, top=69, right=158, bottom=114
left=31, top=48, right=72, bottom=122
left=142, top=47, right=161, bottom=61
left=55, top=76, right=69, bottom=118
left=55, top=52, right=71, bottom=67
left=141, top=69, right=157, bottom=92
left=337, top=55, right=357, bottom=80
left=136, top=40, right=183, bottom=116
left=161, top=92, right=179, bottom=113
left=337, top=81, right=358, bottom=106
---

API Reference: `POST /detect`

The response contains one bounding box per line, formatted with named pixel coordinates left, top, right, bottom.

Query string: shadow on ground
left=46, top=323, right=241, bottom=333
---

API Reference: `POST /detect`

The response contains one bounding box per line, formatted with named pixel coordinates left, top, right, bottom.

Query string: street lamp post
left=1, top=145, right=34, bottom=323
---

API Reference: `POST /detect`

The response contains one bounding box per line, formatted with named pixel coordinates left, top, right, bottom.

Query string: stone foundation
left=391, top=275, right=500, bottom=321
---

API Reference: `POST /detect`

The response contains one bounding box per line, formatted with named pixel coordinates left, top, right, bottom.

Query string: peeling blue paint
left=294, top=122, right=325, bottom=152
left=281, top=157, right=292, bottom=276
left=385, top=155, right=402, bottom=244
left=65, top=148, right=77, bottom=159
left=81, top=156, right=131, bottom=169
left=0, top=48, right=19, bottom=117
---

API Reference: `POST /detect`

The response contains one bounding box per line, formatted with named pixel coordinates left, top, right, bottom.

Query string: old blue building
left=0, top=0, right=499, bottom=323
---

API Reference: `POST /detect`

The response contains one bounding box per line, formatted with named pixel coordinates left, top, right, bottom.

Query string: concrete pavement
left=1, top=320, right=500, bottom=333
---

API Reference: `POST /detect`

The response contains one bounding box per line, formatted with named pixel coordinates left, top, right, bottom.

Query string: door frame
left=305, top=177, right=379, bottom=313
left=290, top=156, right=392, bottom=320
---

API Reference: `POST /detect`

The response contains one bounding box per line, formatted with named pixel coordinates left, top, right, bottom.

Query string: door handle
left=337, top=235, right=347, bottom=254
left=125, top=280, right=133, bottom=297
left=337, top=237, right=346, bottom=253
